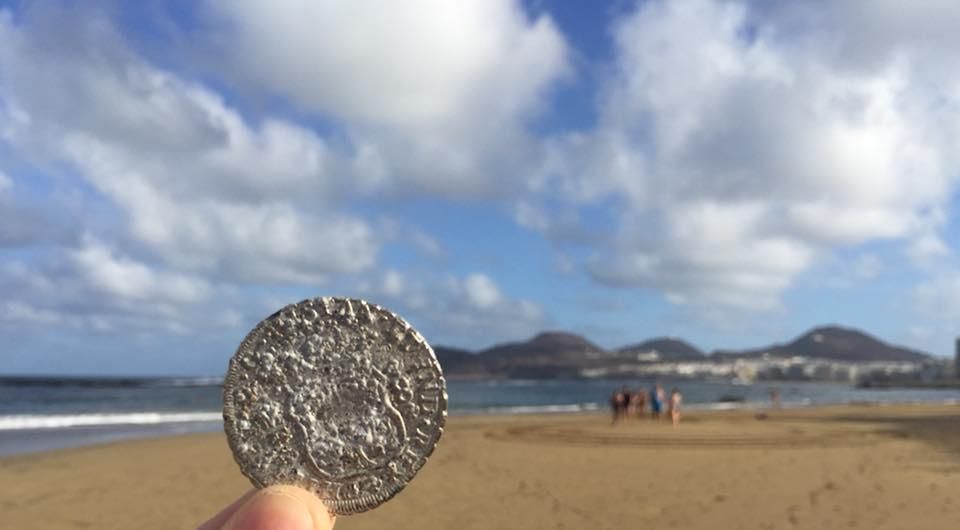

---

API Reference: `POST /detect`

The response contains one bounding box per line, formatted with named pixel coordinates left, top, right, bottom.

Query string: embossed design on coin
left=223, top=297, right=447, bottom=515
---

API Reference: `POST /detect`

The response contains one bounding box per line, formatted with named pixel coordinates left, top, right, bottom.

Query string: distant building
left=635, top=350, right=660, bottom=362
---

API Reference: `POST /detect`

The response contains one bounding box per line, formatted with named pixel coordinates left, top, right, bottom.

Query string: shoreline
left=2, top=403, right=959, bottom=529
left=5, top=378, right=959, bottom=459
left=858, top=379, right=960, bottom=389
left=3, top=401, right=956, bottom=463
left=2, top=399, right=958, bottom=461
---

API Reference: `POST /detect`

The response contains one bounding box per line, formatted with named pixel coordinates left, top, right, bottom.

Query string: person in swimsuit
left=620, top=386, right=632, bottom=421
left=610, top=388, right=626, bottom=424
left=632, top=389, right=647, bottom=419
left=649, top=384, right=663, bottom=420
left=669, top=387, right=683, bottom=427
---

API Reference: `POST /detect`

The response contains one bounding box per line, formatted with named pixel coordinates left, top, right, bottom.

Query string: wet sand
left=2, top=404, right=959, bottom=530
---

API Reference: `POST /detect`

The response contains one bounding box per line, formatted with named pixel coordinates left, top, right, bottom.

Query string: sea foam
left=0, top=412, right=223, bottom=430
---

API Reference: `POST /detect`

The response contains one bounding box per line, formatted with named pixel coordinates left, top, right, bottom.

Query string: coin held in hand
left=222, top=297, right=447, bottom=515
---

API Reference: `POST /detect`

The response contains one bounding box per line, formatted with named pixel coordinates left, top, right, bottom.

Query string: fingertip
left=225, top=486, right=335, bottom=530
left=197, top=489, right=257, bottom=530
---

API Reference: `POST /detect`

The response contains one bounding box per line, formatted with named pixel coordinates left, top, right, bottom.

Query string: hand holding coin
left=214, top=297, right=447, bottom=522
left=198, top=485, right=335, bottom=530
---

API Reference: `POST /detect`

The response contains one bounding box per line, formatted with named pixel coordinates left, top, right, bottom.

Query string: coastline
left=5, top=377, right=960, bottom=459
left=4, top=391, right=960, bottom=458
left=857, top=379, right=960, bottom=389
left=2, top=403, right=959, bottom=529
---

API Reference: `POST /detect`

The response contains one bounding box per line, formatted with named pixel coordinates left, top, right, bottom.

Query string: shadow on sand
left=821, top=408, right=960, bottom=464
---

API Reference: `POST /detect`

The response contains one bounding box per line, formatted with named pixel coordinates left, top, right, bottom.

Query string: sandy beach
left=2, top=404, right=958, bottom=530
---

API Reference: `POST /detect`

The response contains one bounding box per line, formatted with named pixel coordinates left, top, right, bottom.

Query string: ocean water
left=1, top=376, right=958, bottom=457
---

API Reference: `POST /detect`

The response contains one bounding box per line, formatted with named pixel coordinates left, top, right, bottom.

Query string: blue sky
left=2, top=0, right=960, bottom=375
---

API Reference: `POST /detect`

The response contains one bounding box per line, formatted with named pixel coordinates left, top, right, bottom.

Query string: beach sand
left=1, top=404, right=959, bottom=530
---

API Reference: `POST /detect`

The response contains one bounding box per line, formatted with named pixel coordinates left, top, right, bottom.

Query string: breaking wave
left=0, top=412, right=223, bottom=430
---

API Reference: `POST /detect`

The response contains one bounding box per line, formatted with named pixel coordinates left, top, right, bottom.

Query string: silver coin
left=223, top=297, right=447, bottom=515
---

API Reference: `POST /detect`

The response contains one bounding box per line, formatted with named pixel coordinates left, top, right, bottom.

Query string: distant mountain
left=617, top=337, right=705, bottom=361
left=432, top=332, right=607, bottom=379
left=482, top=331, right=605, bottom=361
left=432, top=346, right=484, bottom=374
left=712, top=326, right=931, bottom=362
left=432, top=325, right=934, bottom=380
left=478, top=332, right=607, bottom=379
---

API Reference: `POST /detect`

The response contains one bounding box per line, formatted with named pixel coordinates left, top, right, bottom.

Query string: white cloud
left=7, top=0, right=960, bottom=356
left=0, top=245, right=231, bottom=336
left=207, top=0, right=565, bottom=129
left=514, top=201, right=551, bottom=232
left=513, top=200, right=594, bottom=245
left=361, top=269, right=544, bottom=347
left=0, top=7, right=377, bottom=283
left=439, top=272, right=543, bottom=343
left=374, top=217, right=446, bottom=260
left=463, top=273, right=503, bottom=309
left=69, top=240, right=211, bottom=304
left=535, top=0, right=960, bottom=310
left=409, top=231, right=445, bottom=260
left=381, top=269, right=406, bottom=298
left=0, top=4, right=554, bottom=346
left=907, top=232, right=950, bottom=266
left=0, top=301, right=62, bottom=326
left=588, top=201, right=813, bottom=309
left=204, top=0, right=569, bottom=196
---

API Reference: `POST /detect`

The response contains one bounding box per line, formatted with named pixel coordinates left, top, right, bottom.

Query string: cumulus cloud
left=7, top=0, right=960, bottom=361
left=0, top=242, right=225, bottom=335
left=535, top=0, right=960, bottom=310
left=207, top=0, right=564, bottom=127
left=907, top=232, right=950, bottom=266
left=0, top=3, right=556, bottom=347
left=203, top=0, right=569, bottom=196
left=380, top=269, right=406, bottom=298
left=587, top=201, right=814, bottom=309
left=373, top=217, right=446, bottom=261
left=463, top=273, right=503, bottom=309
left=363, top=269, right=544, bottom=347
left=0, top=7, right=376, bottom=284
left=513, top=200, right=598, bottom=246
left=69, top=240, right=211, bottom=304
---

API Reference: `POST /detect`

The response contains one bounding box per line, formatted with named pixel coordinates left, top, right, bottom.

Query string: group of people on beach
left=610, top=383, right=682, bottom=426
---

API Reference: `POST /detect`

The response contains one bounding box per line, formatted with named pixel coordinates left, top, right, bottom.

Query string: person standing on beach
left=632, top=389, right=647, bottom=419
left=769, top=388, right=781, bottom=409
left=620, top=385, right=632, bottom=420
left=610, top=388, right=626, bottom=424
left=649, top=384, right=663, bottom=420
left=669, top=388, right=683, bottom=427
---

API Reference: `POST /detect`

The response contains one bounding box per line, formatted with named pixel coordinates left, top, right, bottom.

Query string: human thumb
left=212, top=486, right=336, bottom=530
